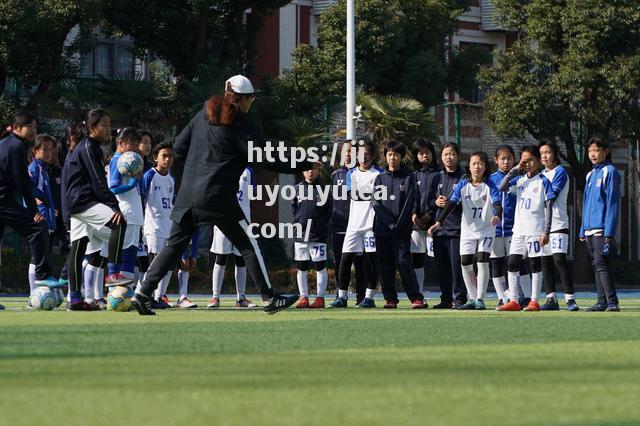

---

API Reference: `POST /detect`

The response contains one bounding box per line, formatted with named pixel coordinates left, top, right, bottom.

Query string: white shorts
left=70, top=203, right=113, bottom=255
left=210, top=226, right=239, bottom=256
left=410, top=230, right=434, bottom=257
left=490, top=236, right=512, bottom=259
left=146, top=235, right=168, bottom=255
left=542, top=233, right=569, bottom=255
left=342, top=229, right=376, bottom=253
left=294, top=242, right=328, bottom=262
left=460, top=236, right=495, bottom=256
left=510, top=235, right=544, bottom=258
left=123, top=224, right=141, bottom=250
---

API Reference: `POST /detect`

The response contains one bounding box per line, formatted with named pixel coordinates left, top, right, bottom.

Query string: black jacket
left=329, top=167, right=350, bottom=233
left=292, top=178, right=331, bottom=243
left=372, top=168, right=416, bottom=238
left=0, top=133, right=37, bottom=212
left=171, top=107, right=314, bottom=224
left=412, top=165, right=439, bottom=229
left=61, top=137, right=120, bottom=223
left=431, top=167, right=465, bottom=237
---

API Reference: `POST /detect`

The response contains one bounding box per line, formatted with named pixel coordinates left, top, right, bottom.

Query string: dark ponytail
left=84, top=109, right=110, bottom=136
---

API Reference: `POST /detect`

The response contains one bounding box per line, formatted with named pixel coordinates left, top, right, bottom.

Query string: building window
left=81, top=40, right=134, bottom=79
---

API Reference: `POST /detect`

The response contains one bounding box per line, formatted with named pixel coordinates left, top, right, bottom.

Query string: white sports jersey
left=507, top=173, right=555, bottom=235
left=108, top=154, right=144, bottom=226
left=142, top=168, right=176, bottom=238
left=542, top=165, right=569, bottom=232
left=450, top=178, right=501, bottom=239
left=237, top=167, right=253, bottom=220
left=345, top=166, right=383, bottom=231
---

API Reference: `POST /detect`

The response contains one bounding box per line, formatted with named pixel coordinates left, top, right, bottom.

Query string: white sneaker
left=176, top=297, right=198, bottom=309
left=236, top=297, right=257, bottom=308
left=207, top=297, right=220, bottom=309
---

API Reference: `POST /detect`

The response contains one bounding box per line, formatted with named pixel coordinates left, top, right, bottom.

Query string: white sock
left=476, top=262, right=490, bottom=300
left=28, top=263, right=37, bottom=293
left=81, top=260, right=88, bottom=298
left=212, top=263, right=225, bottom=297
left=531, top=271, right=542, bottom=302
left=461, top=264, right=478, bottom=300
left=365, top=288, right=376, bottom=299
left=414, top=268, right=425, bottom=294
left=94, top=267, right=104, bottom=300
left=155, top=271, right=172, bottom=300
left=520, top=273, right=532, bottom=298
left=297, top=270, right=309, bottom=297
left=84, top=264, right=98, bottom=302
left=547, top=291, right=557, bottom=300
left=316, top=269, right=328, bottom=297
left=178, top=270, right=189, bottom=299
left=235, top=266, right=247, bottom=299
left=492, top=277, right=506, bottom=302
left=565, top=293, right=574, bottom=302
left=508, top=271, right=520, bottom=302
left=338, top=289, right=348, bottom=299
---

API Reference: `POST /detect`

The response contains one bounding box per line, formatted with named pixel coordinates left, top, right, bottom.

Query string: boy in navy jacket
left=369, top=140, right=425, bottom=309
left=580, top=138, right=621, bottom=311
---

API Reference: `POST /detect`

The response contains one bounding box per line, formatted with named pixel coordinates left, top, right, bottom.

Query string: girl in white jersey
left=429, top=152, right=502, bottom=310
left=497, top=146, right=556, bottom=312
left=539, top=142, right=579, bottom=311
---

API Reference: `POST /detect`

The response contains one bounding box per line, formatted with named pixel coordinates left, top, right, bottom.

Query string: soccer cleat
left=104, top=273, right=134, bottom=287
left=497, top=299, right=504, bottom=307
left=411, top=299, right=427, bottom=309
left=95, top=298, right=108, bottom=310
left=67, top=300, right=100, bottom=311
left=457, top=300, right=476, bottom=310
left=296, top=296, right=310, bottom=309
left=176, top=297, right=198, bottom=309
left=309, top=297, right=325, bottom=309
left=605, top=303, right=620, bottom=312
left=355, top=296, right=365, bottom=306
left=540, top=297, right=560, bottom=311
left=207, top=297, right=220, bottom=309
left=383, top=300, right=397, bottom=309
left=356, top=297, right=376, bottom=308
left=432, top=301, right=454, bottom=309
left=518, top=297, right=531, bottom=310
left=263, top=294, right=299, bottom=314
left=160, top=295, right=174, bottom=308
left=131, top=293, right=156, bottom=316
left=0, top=303, right=4, bottom=310
left=236, top=297, right=257, bottom=308
left=523, top=300, right=540, bottom=311
left=566, top=299, right=579, bottom=312
left=329, top=297, right=348, bottom=308
left=585, top=304, right=607, bottom=312
left=26, top=300, right=34, bottom=309
left=496, top=300, right=521, bottom=311
left=151, top=298, right=171, bottom=309
left=475, top=299, right=486, bottom=310
left=35, top=275, right=65, bottom=288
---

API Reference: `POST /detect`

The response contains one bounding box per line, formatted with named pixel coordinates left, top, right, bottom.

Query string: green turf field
left=1, top=297, right=639, bottom=426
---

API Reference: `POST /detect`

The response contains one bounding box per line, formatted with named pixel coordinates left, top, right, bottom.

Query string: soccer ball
left=30, top=286, right=58, bottom=310
left=117, top=151, right=144, bottom=177
left=53, top=288, right=64, bottom=307
left=107, top=286, right=134, bottom=312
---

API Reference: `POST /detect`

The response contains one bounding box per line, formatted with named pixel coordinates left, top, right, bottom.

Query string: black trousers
left=0, top=204, right=51, bottom=280
left=376, top=235, right=423, bottom=303
left=585, top=235, right=618, bottom=305
left=141, top=210, right=275, bottom=299
left=433, top=235, right=467, bottom=305
left=332, top=231, right=366, bottom=300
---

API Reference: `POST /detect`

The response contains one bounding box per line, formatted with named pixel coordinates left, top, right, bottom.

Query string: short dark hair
left=538, top=141, right=561, bottom=165
left=412, top=138, right=438, bottom=170
left=441, top=142, right=461, bottom=156
left=383, top=140, right=406, bottom=158
left=139, top=130, right=152, bottom=141
left=587, top=136, right=612, bottom=161
left=65, top=121, right=84, bottom=142
left=466, top=151, right=491, bottom=181
left=116, top=127, right=140, bottom=143
left=360, top=140, right=379, bottom=164
left=33, top=134, right=56, bottom=153
left=521, top=145, right=541, bottom=159
left=85, top=109, right=110, bottom=134
left=152, top=141, right=174, bottom=158
left=494, top=144, right=515, bottom=158
left=13, top=111, right=37, bottom=128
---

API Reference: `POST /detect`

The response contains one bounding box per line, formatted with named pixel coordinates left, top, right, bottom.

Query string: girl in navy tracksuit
left=410, top=138, right=439, bottom=296
left=580, top=138, right=621, bottom=311
left=430, top=143, right=466, bottom=308
left=370, top=140, right=425, bottom=309
left=293, top=165, right=331, bottom=308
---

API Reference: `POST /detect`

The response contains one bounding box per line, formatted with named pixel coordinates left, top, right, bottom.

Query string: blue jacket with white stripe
left=579, top=161, right=620, bottom=238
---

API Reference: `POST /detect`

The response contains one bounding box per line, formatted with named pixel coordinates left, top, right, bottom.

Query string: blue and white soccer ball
left=53, top=288, right=64, bottom=307
left=117, top=151, right=144, bottom=177
left=30, top=286, right=58, bottom=310
left=107, top=286, right=134, bottom=312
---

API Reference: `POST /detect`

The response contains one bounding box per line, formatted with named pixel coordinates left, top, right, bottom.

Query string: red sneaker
left=309, top=297, right=325, bottom=308
left=104, top=273, right=133, bottom=287
left=383, top=300, right=398, bottom=309
left=296, top=296, right=310, bottom=308
left=411, top=299, right=427, bottom=309
left=160, top=294, right=174, bottom=308
left=523, top=300, right=541, bottom=311
left=496, top=300, right=521, bottom=311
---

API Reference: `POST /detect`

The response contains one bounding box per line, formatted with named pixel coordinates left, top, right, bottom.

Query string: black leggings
left=296, top=260, right=326, bottom=272
left=214, top=253, right=245, bottom=267
left=338, top=252, right=377, bottom=291
left=141, top=211, right=275, bottom=299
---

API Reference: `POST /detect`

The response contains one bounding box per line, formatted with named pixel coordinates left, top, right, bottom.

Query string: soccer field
left=1, top=297, right=639, bottom=426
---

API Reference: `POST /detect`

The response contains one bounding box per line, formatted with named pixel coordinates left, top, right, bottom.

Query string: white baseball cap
left=225, top=75, right=255, bottom=95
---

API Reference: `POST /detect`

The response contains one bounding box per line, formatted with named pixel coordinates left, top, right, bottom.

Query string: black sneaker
left=540, top=297, right=560, bottom=311
left=263, top=294, right=299, bottom=314
left=585, top=303, right=607, bottom=312
left=605, top=303, right=620, bottom=312
left=131, top=293, right=156, bottom=316
left=518, top=297, right=531, bottom=311
left=432, top=301, right=454, bottom=309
